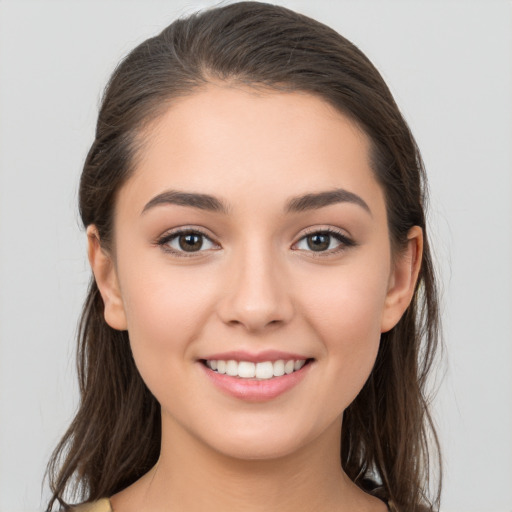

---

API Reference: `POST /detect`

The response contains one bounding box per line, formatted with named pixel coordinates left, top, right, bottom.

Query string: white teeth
left=273, top=360, right=285, bottom=377
left=238, top=361, right=256, bottom=378
left=226, top=360, right=238, bottom=376
left=294, top=360, right=305, bottom=371
left=206, top=358, right=307, bottom=379
left=255, top=361, right=273, bottom=379
left=217, top=360, right=226, bottom=374
left=284, top=360, right=294, bottom=374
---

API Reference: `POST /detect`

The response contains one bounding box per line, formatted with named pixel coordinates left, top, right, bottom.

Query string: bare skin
left=111, top=417, right=388, bottom=512
left=90, top=84, right=421, bottom=512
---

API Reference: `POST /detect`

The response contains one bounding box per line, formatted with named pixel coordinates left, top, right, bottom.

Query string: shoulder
left=64, top=498, right=112, bottom=512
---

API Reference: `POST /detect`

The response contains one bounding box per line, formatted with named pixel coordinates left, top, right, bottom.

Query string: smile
left=205, top=359, right=307, bottom=379
left=199, top=354, right=313, bottom=401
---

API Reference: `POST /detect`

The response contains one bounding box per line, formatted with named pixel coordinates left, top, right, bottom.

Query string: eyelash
left=293, top=228, right=356, bottom=257
left=156, top=228, right=219, bottom=258
left=156, top=227, right=355, bottom=258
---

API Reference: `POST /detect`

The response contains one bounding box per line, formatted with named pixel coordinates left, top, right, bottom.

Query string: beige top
left=69, top=498, right=112, bottom=512
left=70, top=497, right=397, bottom=511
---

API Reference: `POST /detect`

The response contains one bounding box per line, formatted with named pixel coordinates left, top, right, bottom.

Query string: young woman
left=45, top=2, right=442, bottom=511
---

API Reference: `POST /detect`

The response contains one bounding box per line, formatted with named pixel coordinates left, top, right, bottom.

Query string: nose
left=217, top=243, right=294, bottom=333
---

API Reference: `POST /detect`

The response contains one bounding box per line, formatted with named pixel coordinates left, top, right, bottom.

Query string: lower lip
left=199, top=362, right=312, bottom=402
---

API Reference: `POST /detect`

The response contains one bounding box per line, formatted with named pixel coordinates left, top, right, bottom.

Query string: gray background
left=0, top=1, right=511, bottom=511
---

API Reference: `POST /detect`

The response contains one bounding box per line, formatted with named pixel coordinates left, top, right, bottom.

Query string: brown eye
left=306, top=233, right=330, bottom=251
left=158, top=230, right=218, bottom=255
left=294, top=229, right=355, bottom=255
left=179, top=233, right=203, bottom=252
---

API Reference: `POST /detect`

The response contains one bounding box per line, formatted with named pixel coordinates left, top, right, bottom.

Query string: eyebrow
left=141, top=188, right=371, bottom=216
left=142, top=190, right=230, bottom=215
left=285, top=188, right=372, bottom=215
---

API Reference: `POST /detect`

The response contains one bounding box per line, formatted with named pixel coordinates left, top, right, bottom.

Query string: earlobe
left=87, top=225, right=128, bottom=331
left=381, top=226, right=423, bottom=333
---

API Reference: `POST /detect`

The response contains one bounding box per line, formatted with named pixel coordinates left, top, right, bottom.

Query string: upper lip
left=200, top=350, right=311, bottom=363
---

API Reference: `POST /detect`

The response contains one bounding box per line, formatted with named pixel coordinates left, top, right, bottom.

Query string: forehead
left=120, top=84, right=385, bottom=219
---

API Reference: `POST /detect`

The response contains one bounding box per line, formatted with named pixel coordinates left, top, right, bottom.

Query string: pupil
left=179, top=233, right=202, bottom=252
left=307, top=233, right=329, bottom=251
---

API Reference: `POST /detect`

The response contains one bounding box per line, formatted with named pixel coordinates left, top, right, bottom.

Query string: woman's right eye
left=157, top=230, right=219, bottom=256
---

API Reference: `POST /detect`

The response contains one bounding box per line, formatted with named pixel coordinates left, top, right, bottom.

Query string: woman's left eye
left=158, top=230, right=218, bottom=255
left=294, top=230, right=354, bottom=254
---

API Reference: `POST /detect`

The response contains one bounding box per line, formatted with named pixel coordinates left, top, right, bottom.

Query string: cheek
left=117, top=258, right=218, bottom=386
left=297, top=261, right=390, bottom=400
left=300, top=257, right=390, bottom=339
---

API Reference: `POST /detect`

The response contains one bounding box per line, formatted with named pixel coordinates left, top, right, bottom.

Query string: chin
left=212, top=434, right=308, bottom=461
left=197, top=415, right=333, bottom=463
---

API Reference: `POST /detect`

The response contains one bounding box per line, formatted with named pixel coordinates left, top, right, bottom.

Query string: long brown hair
left=46, top=2, right=442, bottom=510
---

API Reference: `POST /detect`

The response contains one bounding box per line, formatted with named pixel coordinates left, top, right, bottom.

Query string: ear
left=381, top=226, right=423, bottom=333
left=87, top=225, right=127, bottom=331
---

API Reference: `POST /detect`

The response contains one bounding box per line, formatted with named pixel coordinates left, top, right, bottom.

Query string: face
left=90, top=84, right=420, bottom=461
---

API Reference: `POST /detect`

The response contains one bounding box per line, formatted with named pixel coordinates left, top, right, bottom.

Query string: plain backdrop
left=0, top=1, right=511, bottom=511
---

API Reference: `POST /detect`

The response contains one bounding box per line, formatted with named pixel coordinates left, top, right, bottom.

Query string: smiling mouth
left=201, top=359, right=313, bottom=380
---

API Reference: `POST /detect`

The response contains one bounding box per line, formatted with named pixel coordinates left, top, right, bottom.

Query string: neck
left=115, top=413, right=380, bottom=512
